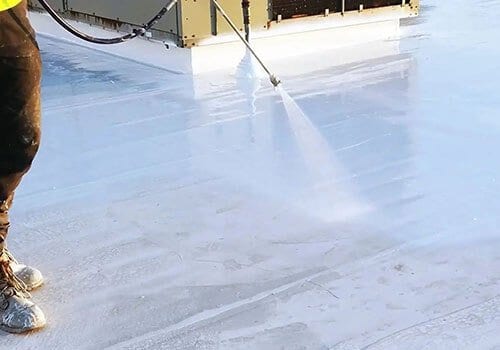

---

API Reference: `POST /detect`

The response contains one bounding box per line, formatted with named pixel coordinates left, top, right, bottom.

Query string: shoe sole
left=0, top=323, right=45, bottom=334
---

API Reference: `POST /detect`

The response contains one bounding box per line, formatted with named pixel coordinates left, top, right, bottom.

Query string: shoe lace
left=0, top=249, right=30, bottom=311
left=3, top=248, right=20, bottom=266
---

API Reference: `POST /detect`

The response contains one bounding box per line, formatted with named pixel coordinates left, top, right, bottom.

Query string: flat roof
left=5, top=1, right=500, bottom=348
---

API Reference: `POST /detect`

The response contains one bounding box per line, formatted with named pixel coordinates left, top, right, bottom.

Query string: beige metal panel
left=66, top=0, right=179, bottom=34
left=409, top=0, right=419, bottom=12
left=178, top=0, right=212, bottom=47
left=215, top=0, right=245, bottom=34
left=28, top=0, right=64, bottom=11
left=250, top=0, right=270, bottom=30
left=214, top=0, right=268, bottom=36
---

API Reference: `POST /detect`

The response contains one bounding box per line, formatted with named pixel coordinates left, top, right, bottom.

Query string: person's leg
left=0, top=175, right=22, bottom=252
left=0, top=51, right=41, bottom=249
left=0, top=52, right=45, bottom=333
left=0, top=173, right=45, bottom=292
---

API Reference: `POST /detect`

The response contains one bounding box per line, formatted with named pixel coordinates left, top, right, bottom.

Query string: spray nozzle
left=270, top=74, right=281, bottom=87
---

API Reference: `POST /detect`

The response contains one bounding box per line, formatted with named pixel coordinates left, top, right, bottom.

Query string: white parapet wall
left=30, top=4, right=414, bottom=75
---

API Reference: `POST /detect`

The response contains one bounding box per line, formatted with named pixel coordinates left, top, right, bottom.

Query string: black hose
left=37, top=0, right=177, bottom=45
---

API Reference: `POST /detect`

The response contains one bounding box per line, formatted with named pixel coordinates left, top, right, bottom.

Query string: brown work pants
left=0, top=51, right=42, bottom=251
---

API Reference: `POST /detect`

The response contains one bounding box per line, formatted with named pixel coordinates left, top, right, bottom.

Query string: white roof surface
left=4, top=0, right=500, bottom=349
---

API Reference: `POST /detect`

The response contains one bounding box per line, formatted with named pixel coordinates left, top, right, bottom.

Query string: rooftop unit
left=28, top=0, right=418, bottom=73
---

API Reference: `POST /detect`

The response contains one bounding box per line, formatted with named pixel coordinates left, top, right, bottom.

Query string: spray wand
left=211, top=0, right=281, bottom=87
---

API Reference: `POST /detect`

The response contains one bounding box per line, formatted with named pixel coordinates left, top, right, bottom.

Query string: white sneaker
left=0, top=286, right=46, bottom=333
left=5, top=250, right=44, bottom=291
left=0, top=258, right=46, bottom=334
